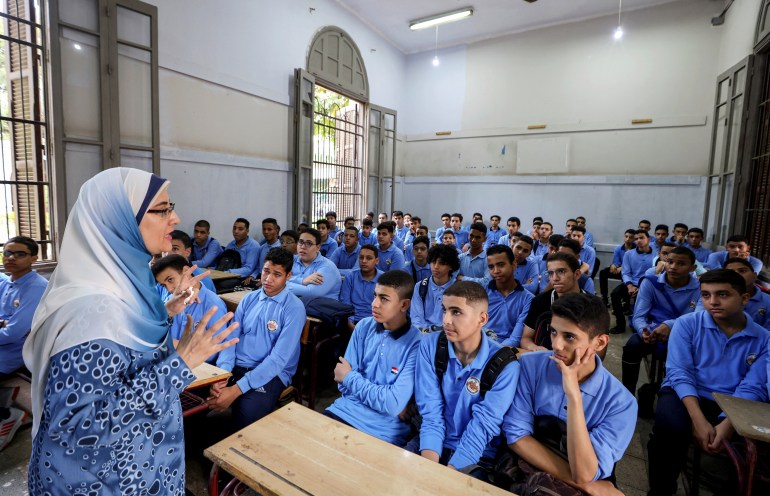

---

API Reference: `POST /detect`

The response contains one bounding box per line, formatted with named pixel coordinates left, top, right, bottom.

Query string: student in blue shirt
left=411, top=245, right=459, bottom=331
left=705, top=234, right=764, bottom=273
left=513, top=235, right=539, bottom=291
left=279, top=230, right=299, bottom=255
left=405, top=226, right=430, bottom=262
left=0, top=236, right=48, bottom=377
left=152, top=254, right=227, bottom=364
left=484, top=215, right=503, bottom=249
left=391, top=211, right=409, bottom=241
left=644, top=242, right=678, bottom=279
left=506, top=294, right=636, bottom=493
left=570, top=226, right=596, bottom=276
left=532, top=222, right=552, bottom=258
left=376, top=222, right=406, bottom=272
left=458, top=223, right=488, bottom=279
left=695, top=257, right=770, bottom=331
left=684, top=227, right=712, bottom=264
left=450, top=213, right=469, bottom=250
left=498, top=216, right=521, bottom=249
left=358, top=218, right=378, bottom=247
left=575, top=216, right=595, bottom=248
left=403, top=236, right=431, bottom=283
left=223, top=218, right=260, bottom=278
left=169, top=230, right=216, bottom=292
left=610, top=230, right=655, bottom=334
left=528, top=217, right=543, bottom=239
left=329, top=226, right=361, bottom=276
left=599, top=229, right=636, bottom=306
left=651, top=224, right=669, bottom=255
left=647, top=269, right=770, bottom=495
left=441, top=230, right=460, bottom=254
left=484, top=245, right=533, bottom=347
left=435, top=213, right=451, bottom=245
left=403, top=216, right=423, bottom=246
left=325, top=270, right=421, bottom=446
left=325, top=211, right=341, bottom=243
left=286, top=228, right=342, bottom=299
left=191, top=219, right=223, bottom=268
left=315, top=219, right=338, bottom=258
left=340, top=244, right=381, bottom=330
left=553, top=238, right=595, bottom=295
left=413, top=281, right=520, bottom=479
left=667, top=223, right=688, bottom=245
left=254, top=218, right=282, bottom=275
left=210, top=248, right=306, bottom=430
left=620, top=247, right=699, bottom=396
left=564, top=218, right=577, bottom=237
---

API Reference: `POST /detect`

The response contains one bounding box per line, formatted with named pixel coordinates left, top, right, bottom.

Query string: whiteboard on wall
left=516, top=137, right=570, bottom=174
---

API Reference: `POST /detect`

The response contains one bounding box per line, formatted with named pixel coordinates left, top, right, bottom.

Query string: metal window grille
left=0, top=0, right=53, bottom=260
left=744, top=60, right=770, bottom=265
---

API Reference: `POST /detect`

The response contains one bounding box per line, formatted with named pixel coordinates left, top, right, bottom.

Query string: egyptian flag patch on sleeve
left=391, top=366, right=399, bottom=375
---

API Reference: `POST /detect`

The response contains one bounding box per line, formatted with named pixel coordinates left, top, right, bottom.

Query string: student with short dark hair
left=638, top=219, right=651, bottom=232
left=392, top=211, right=409, bottom=241
left=569, top=225, right=596, bottom=276
left=329, top=226, right=361, bottom=276
left=279, top=230, right=299, bottom=255
left=435, top=213, right=451, bottom=244
left=505, top=294, right=636, bottom=493
left=404, top=216, right=422, bottom=246
left=326, top=211, right=341, bottom=242
left=339, top=244, right=381, bottom=330
left=376, top=222, right=405, bottom=272
left=414, top=281, right=520, bottom=479
left=575, top=216, right=595, bottom=248
left=705, top=234, right=764, bottom=273
left=254, top=218, right=282, bottom=275
left=191, top=219, right=223, bottom=268
left=484, top=215, right=503, bottom=249
left=406, top=226, right=430, bottom=263
left=285, top=229, right=342, bottom=299
left=223, top=218, right=260, bottom=277
left=684, top=227, right=711, bottom=264
left=610, top=230, right=655, bottom=334
left=458, top=222, right=488, bottom=279
left=599, top=229, right=636, bottom=306
left=440, top=230, right=460, bottom=253
left=556, top=238, right=595, bottom=294
left=325, top=270, right=421, bottom=446
left=651, top=224, right=669, bottom=254
left=484, top=245, right=533, bottom=347
left=450, top=213, right=469, bottom=250
left=647, top=269, right=770, bottom=495
left=513, top=235, right=539, bottom=291
left=210, top=248, right=306, bottom=430
left=645, top=241, right=679, bottom=278
left=533, top=222, right=552, bottom=258
left=315, top=219, right=338, bottom=258
left=403, top=235, right=431, bottom=283
left=668, top=223, right=688, bottom=245
left=411, top=245, right=460, bottom=331
left=359, top=217, right=378, bottom=247
left=565, top=218, right=577, bottom=236
left=169, top=230, right=216, bottom=292
left=498, top=216, right=521, bottom=248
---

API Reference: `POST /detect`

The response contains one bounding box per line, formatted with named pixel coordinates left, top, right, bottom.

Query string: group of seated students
left=141, top=209, right=769, bottom=495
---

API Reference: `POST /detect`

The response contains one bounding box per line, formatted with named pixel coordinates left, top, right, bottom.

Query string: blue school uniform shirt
left=392, top=235, right=405, bottom=251
left=377, top=243, right=405, bottom=272
left=402, top=260, right=431, bottom=284
left=486, top=280, right=533, bottom=347
left=340, top=269, right=381, bottom=322
left=631, top=273, right=700, bottom=335
left=533, top=240, right=550, bottom=259
left=358, top=231, right=378, bottom=247
left=579, top=245, right=597, bottom=274
left=612, top=243, right=634, bottom=267
left=415, top=331, right=520, bottom=469
left=328, top=227, right=342, bottom=245
left=253, top=239, right=281, bottom=276
left=498, top=234, right=513, bottom=248
left=395, top=225, right=409, bottom=240
left=286, top=253, right=342, bottom=299
left=224, top=237, right=260, bottom=277
left=411, top=275, right=458, bottom=330
left=584, top=231, right=595, bottom=248
left=516, top=259, right=540, bottom=288
left=435, top=226, right=449, bottom=243
left=459, top=250, right=487, bottom=279
left=327, top=318, right=422, bottom=445
left=169, top=286, right=227, bottom=364
left=621, top=248, right=656, bottom=287
left=191, top=237, right=223, bottom=268
left=732, top=344, right=770, bottom=403
left=320, top=237, right=338, bottom=258
left=695, top=285, right=770, bottom=331
left=452, top=229, right=469, bottom=250
left=0, top=271, right=48, bottom=374
left=484, top=228, right=504, bottom=249
left=705, top=251, right=764, bottom=274
left=686, top=245, right=712, bottom=264
left=503, top=351, right=637, bottom=481
left=662, top=310, right=770, bottom=401
left=192, top=267, right=216, bottom=293
left=328, top=244, right=360, bottom=276
left=216, top=286, right=306, bottom=392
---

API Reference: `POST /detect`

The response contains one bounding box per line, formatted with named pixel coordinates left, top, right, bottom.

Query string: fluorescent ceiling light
left=410, top=8, right=473, bottom=31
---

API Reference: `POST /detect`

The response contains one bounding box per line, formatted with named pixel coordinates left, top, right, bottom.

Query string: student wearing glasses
left=285, top=228, right=341, bottom=299
left=279, top=230, right=299, bottom=255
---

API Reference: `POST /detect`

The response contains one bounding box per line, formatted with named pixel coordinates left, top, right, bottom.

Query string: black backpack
left=215, top=249, right=242, bottom=271
left=434, top=331, right=517, bottom=399
left=301, top=296, right=354, bottom=328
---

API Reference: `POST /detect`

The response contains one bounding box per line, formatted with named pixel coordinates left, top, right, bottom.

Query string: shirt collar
left=258, top=286, right=290, bottom=304
left=447, top=330, right=491, bottom=371
left=488, top=278, right=523, bottom=293
left=702, top=310, right=766, bottom=340
left=9, top=270, right=37, bottom=285
left=578, top=353, right=605, bottom=398
left=376, top=318, right=413, bottom=340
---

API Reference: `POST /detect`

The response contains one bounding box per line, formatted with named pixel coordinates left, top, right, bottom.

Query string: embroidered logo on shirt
left=747, top=353, right=758, bottom=366
left=386, top=258, right=392, bottom=265
left=759, top=308, right=767, bottom=317
left=466, top=376, right=481, bottom=395
left=267, top=320, right=279, bottom=332
left=13, top=299, right=19, bottom=308
left=689, top=300, right=696, bottom=310
left=391, top=366, right=399, bottom=375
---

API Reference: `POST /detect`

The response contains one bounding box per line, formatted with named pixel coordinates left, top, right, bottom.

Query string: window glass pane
left=64, top=142, right=101, bottom=212
left=117, top=6, right=151, bottom=47
left=120, top=148, right=152, bottom=172
left=118, top=44, right=152, bottom=147
left=718, top=78, right=730, bottom=105
left=60, top=28, right=101, bottom=140
left=370, top=109, right=380, bottom=127
left=720, top=174, right=735, bottom=242
left=726, top=94, right=744, bottom=173
left=705, top=176, right=720, bottom=245
left=368, top=125, right=380, bottom=176
left=59, top=0, right=98, bottom=31
left=711, top=104, right=727, bottom=174
left=383, top=129, right=395, bottom=179
left=383, top=113, right=395, bottom=131
left=733, top=67, right=746, bottom=96
left=298, top=167, right=311, bottom=225
left=367, top=175, right=379, bottom=215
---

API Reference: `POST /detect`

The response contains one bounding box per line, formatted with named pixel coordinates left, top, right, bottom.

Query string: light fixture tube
left=410, top=8, right=473, bottom=31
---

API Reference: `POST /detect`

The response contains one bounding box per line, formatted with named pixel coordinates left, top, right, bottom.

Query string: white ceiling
left=334, top=0, right=708, bottom=54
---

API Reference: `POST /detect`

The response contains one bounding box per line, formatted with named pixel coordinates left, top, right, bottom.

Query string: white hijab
left=24, top=168, right=171, bottom=436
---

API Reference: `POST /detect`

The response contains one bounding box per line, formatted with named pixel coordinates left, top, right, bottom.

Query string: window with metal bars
left=0, top=0, right=53, bottom=261
left=744, top=56, right=770, bottom=265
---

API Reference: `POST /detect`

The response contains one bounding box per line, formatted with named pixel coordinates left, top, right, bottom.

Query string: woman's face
left=139, top=190, right=179, bottom=255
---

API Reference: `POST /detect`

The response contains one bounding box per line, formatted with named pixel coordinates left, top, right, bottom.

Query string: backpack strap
left=410, top=261, right=418, bottom=283
left=419, top=277, right=430, bottom=315
left=479, top=347, right=518, bottom=398
left=433, top=331, right=450, bottom=404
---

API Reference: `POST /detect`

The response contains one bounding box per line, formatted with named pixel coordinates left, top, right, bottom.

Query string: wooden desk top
left=205, top=404, right=513, bottom=496
left=714, top=393, right=770, bottom=443
left=207, top=269, right=242, bottom=281
left=188, top=362, right=231, bottom=390
left=220, top=290, right=251, bottom=312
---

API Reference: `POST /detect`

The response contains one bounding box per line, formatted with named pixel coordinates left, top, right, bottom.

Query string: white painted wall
left=717, top=0, right=762, bottom=73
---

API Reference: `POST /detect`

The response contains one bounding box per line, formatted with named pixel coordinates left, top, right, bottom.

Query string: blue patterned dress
left=28, top=338, right=194, bottom=495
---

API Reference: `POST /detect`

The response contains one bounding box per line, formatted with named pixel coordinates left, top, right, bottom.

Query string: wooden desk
left=220, top=290, right=251, bottom=312
left=207, top=269, right=242, bottom=282
left=713, top=393, right=770, bottom=495
left=205, top=404, right=513, bottom=496
left=188, top=362, right=232, bottom=390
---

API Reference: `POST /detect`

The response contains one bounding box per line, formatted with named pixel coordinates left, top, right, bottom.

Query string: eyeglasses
left=3, top=250, right=31, bottom=259
left=281, top=240, right=296, bottom=246
left=146, top=203, right=176, bottom=219
left=297, top=240, right=316, bottom=247
left=546, top=268, right=570, bottom=278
